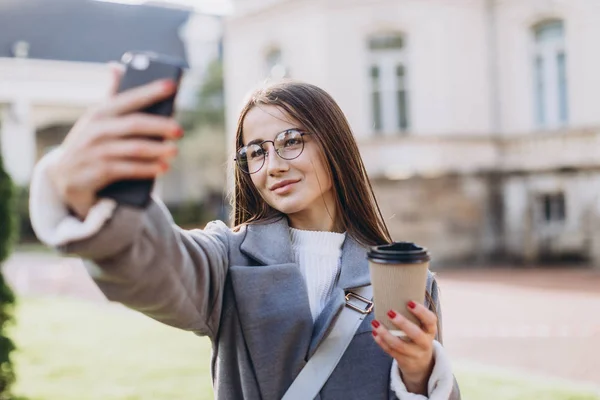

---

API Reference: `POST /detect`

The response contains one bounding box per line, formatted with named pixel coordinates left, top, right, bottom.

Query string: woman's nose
left=264, top=144, right=289, bottom=174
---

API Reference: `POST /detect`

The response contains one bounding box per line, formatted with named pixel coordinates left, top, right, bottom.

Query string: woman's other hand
left=371, top=301, right=437, bottom=395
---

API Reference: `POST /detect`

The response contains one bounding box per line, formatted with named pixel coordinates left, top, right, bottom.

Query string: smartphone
left=96, top=51, right=184, bottom=208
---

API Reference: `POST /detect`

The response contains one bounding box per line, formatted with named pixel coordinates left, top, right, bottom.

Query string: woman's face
left=241, top=105, right=336, bottom=229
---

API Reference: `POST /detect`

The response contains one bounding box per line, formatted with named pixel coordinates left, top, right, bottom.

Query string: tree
left=193, top=58, right=225, bottom=129
left=0, top=153, right=17, bottom=399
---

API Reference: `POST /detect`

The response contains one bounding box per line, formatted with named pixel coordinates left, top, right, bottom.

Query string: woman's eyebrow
left=247, top=138, right=263, bottom=146
left=244, top=127, right=302, bottom=146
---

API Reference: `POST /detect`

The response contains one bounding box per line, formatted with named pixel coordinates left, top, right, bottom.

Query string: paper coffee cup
left=367, top=242, right=430, bottom=338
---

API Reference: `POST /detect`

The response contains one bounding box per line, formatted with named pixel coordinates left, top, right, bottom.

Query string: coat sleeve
left=29, top=150, right=230, bottom=339
left=389, top=274, right=461, bottom=400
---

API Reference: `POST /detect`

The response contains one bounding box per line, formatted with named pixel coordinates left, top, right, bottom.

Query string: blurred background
left=0, top=0, right=599, bottom=399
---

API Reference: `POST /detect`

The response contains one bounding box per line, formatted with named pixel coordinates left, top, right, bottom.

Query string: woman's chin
left=268, top=198, right=305, bottom=216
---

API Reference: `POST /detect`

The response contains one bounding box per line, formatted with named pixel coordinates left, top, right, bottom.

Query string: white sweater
left=289, top=227, right=346, bottom=321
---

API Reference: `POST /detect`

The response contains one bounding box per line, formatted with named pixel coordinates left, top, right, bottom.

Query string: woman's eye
left=284, top=138, right=301, bottom=147
left=250, top=148, right=265, bottom=158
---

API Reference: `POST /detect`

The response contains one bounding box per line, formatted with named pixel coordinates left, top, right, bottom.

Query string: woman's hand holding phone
left=47, top=64, right=183, bottom=220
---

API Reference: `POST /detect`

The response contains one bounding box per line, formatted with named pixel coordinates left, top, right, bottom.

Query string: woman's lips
left=271, top=180, right=299, bottom=194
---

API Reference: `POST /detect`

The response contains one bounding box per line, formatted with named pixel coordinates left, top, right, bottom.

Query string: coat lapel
left=337, top=234, right=371, bottom=291
left=239, top=216, right=294, bottom=265
left=307, top=234, right=371, bottom=357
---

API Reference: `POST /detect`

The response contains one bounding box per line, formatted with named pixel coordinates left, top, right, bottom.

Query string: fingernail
left=387, top=310, right=397, bottom=319
left=407, top=301, right=416, bottom=309
left=163, top=80, right=176, bottom=92
left=371, top=320, right=380, bottom=329
left=160, top=161, right=170, bottom=171
left=173, top=127, right=184, bottom=138
left=372, top=330, right=378, bottom=337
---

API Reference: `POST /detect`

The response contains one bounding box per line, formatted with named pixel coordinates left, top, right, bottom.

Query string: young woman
left=30, top=67, right=460, bottom=400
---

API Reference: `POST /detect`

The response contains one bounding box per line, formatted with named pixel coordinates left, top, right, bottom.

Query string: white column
left=0, top=101, right=37, bottom=186
left=591, top=199, right=600, bottom=270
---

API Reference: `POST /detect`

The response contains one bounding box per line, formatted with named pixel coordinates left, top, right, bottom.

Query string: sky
left=94, top=0, right=234, bottom=15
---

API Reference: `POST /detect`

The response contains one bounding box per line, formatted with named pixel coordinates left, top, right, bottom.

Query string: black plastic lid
left=367, top=242, right=430, bottom=264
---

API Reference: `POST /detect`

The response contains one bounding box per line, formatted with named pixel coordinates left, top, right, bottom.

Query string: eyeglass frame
left=234, top=128, right=313, bottom=174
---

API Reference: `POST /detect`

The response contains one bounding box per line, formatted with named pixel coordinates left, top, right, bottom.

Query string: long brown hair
left=231, top=80, right=391, bottom=247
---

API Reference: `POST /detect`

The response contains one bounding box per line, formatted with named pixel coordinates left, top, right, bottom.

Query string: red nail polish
left=371, top=320, right=380, bottom=329
left=174, top=127, right=184, bottom=138
left=387, top=310, right=397, bottom=319
left=372, top=330, right=378, bottom=337
left=163, top=80, right=176, bottom=92
left=408, top=301, right=416, bottom=309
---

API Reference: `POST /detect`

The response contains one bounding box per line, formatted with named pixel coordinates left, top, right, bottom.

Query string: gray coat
left=61, top=199, right=461, bottom=400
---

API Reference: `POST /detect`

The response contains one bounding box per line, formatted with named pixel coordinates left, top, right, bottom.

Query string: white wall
left=360, top=136, right=498, bottom=178
left=231, top=0, right=290, bottom=17
left=322, top=0, right=491, bottom=138
left=495, top=0, right=600, bottom=134
left=224, top=1, right=327, bottom=148
left=225, top=0, right=492, bottom=143
left=500, top=129, right=600, bottom=172
left=32, top=105, right=87, bottom=129
left=503, top=172, right=600, bottom=261
left=226, top=0, right=600, bottom=138
left=0, top=58, right=112, bottom=107
left=0, top=102, right=36, bottom=185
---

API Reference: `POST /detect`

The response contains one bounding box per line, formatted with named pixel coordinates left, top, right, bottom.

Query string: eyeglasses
left=235, top=129, right=311, bottom=174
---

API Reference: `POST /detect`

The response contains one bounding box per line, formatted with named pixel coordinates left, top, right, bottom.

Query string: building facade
left=224, top=0, right=600, bottom=266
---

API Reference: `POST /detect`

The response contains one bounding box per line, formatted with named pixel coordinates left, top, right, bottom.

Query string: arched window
left=368, top=32, right=408, bottom=135
left=265, top=47, right=288, bottom=80
left=533, top=20, right=568, bottom=129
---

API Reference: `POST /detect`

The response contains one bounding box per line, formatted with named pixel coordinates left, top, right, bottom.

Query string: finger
left=98, top=139, right=178, bottom=161
left=387, top=310, right=429, bottom=348
left=90, top=114, right=183, bottom=141
left=107, top=61, right=125, bottom=96
left=407, top=301, right=438, bottom=337
left=95, top=79, right=177, bottom=117
left=371, top=320, right=418, bottom=359
left=94, top=160, right=169, bottom=188
left=372, top=328, right=396, bottom=357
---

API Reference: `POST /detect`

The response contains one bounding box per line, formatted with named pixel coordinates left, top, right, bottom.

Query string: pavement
left=3, top=252, right=600, bottom=388
left=437, top=268, right=600, bottom=387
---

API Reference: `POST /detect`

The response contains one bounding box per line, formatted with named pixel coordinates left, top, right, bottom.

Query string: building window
left=265, top=48, right=288, bottom=80
left=533, top=20, right=568, bottom=129
left=371, top=66, right=382, bottom=132
left=396, top=65, right=408, bottom=130
left=539, top=192, right=566, bottom=223
left=368, top=32, right=408, bottom=135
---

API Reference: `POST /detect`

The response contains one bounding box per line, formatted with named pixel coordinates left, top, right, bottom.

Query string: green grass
left=455, top=365, right=600, bottom=400
left=11, top=297, right=213, bottom=400
left=10, top=297, right=600, bottom=400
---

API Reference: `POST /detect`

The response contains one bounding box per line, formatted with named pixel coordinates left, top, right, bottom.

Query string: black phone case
left=96, top=52, right=184, bottom=208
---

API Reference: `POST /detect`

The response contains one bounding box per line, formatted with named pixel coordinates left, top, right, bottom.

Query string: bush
left=0, top=153, right=17, bottom=399
left=12, top=187, right=35, bottom=244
